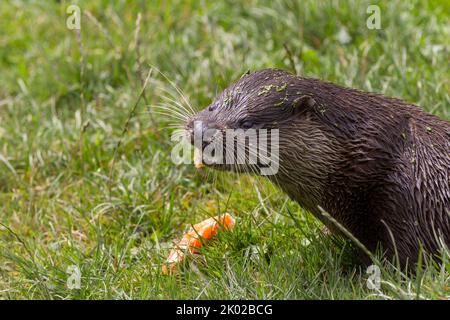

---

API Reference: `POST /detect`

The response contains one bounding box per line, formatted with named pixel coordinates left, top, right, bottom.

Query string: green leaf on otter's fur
left=276, top=83, right=287, bottom=92
left=257, top=84, right=274, bottom=96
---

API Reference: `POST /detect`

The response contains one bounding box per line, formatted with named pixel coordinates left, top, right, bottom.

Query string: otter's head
left=185, top=69, right=341, bottom=197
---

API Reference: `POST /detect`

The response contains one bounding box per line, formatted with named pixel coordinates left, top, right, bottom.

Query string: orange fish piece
left=162, top=213, right=235, bottom=275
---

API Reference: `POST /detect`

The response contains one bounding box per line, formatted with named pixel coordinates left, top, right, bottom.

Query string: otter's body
left=187, top=69, right=450, bottom=267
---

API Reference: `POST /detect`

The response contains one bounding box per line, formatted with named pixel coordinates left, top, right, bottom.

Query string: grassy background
left=0, top=0, right=449, bottom=299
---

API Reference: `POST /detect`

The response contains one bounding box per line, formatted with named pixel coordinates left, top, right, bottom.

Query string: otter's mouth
left=185, top=121, right=280, bottom=176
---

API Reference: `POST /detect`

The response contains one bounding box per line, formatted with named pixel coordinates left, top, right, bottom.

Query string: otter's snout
left=186, top=118, right=222, bottom=148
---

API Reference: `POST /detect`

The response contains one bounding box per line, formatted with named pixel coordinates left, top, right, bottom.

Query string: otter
left=186, top=69, right=450, bottom=268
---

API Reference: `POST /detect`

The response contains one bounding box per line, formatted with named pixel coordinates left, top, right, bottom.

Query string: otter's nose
left=185, top=119, right=197, bottom=145
left=187, top=120, right=221, bottom=147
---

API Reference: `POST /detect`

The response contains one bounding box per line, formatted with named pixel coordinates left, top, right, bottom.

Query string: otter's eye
left=239, top=119, right=254, bottom=129
left=209, top=104, right=217, bottom=112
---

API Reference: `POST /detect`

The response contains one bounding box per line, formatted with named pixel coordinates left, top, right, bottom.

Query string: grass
left=0, top=0, right=449, bottom=299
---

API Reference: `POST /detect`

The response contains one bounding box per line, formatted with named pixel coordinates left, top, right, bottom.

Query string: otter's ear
left=292, top=95, right=316, bottom=113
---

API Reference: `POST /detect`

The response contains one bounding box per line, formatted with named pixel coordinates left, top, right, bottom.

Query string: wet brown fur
left=187, top=69, right=450, bottom=268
